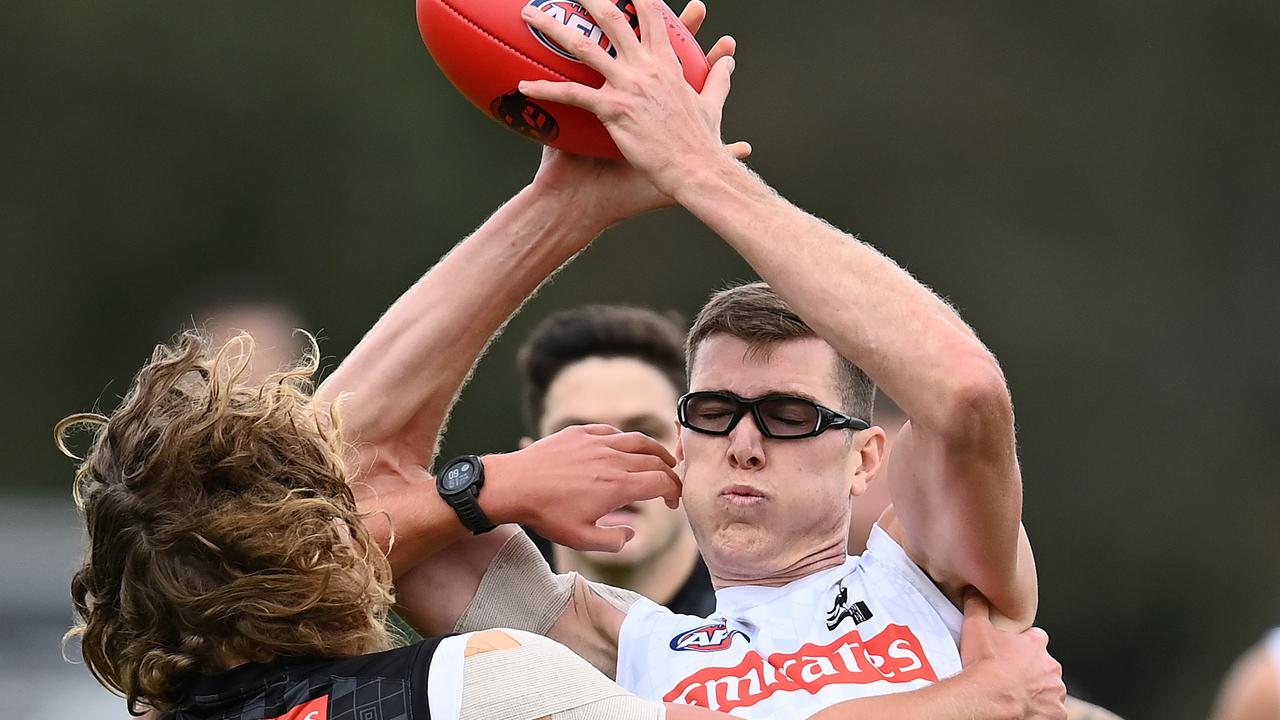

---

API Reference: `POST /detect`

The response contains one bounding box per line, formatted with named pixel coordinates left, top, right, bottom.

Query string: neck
left=709, top=538, right=849, bottom=590
left=555, top=529, right=701, bottom=605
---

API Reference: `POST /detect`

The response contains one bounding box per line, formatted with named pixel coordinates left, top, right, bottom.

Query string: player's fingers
left=606, top=431, right=679, bottom=466
left=622, top=469, right=683, bottom=509
left=577, top=523, right=636, bottom=553
left=670, top=459, right=687, bottom=508
left=519, top=79, right=604, bottom=112
left=700, top=55, right=735, bottom=111
left=959, top=588, right=994, bottom=663
left=705, top=35, right=736, bottom=68
left=617, top=447, right=681, bottom=475
left=577, top=423, right=622, bottom=436
left=521, top=6, right=624, bottom=80
left=638, top=0, right=675, bottom=54
left=726, top=140, right=752, bottom=160
left=575, top=0, right=642, bottom=58
left=678, top=0, right=707, bottom=36
left=963, top=587, right=992, bottom=622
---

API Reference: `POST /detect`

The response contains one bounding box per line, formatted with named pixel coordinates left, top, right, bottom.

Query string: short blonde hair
left=57, top=331, right=394, bottom=713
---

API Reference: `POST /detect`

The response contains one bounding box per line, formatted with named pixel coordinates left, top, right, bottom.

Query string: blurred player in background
left=516, top=305, right=714, bottom=616
left=1210, top=629, right=1280, bottom=720
left=187, top=279, right=305, bottom=384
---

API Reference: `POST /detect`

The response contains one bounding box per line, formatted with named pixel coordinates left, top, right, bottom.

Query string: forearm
left=807, top=669, right=1018, bottom=720
left=673, top=159, right=1005, bottom=434
left=315, top=184, right=608, bottom=465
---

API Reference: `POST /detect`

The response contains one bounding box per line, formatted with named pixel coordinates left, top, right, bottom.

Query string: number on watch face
left=443, top=462, right=474, bottom=491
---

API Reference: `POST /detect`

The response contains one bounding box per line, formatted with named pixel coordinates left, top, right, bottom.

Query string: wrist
left=519, top=179, right=617, bottom=236
left=666, top=152, right=756, bottom=211
left=476, top=452, right=524, bottom=526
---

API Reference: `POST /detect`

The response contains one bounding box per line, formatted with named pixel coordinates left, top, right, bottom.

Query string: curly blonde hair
left=56, top=331, right=395, bottom=713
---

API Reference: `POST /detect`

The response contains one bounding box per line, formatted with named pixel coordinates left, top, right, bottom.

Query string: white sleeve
left=429, top=630, right=665, bottom=720
left=614, top=596, right=669, bottom=696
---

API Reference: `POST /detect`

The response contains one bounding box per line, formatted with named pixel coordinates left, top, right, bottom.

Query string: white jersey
left=616, top=525, right=963, bottom=718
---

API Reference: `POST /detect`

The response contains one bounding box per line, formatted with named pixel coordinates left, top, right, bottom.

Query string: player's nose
left=726, top=416, right=766, bottom=470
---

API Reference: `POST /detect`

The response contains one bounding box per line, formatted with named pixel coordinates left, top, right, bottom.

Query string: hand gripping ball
left=416, top=0, right=710, bottom=158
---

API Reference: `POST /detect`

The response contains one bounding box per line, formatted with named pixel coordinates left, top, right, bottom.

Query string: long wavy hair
left=56, top=331, right=395, bottom=714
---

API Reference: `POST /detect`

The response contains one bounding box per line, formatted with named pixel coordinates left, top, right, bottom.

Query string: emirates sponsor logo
left=663, top=624, right=937, bottom=713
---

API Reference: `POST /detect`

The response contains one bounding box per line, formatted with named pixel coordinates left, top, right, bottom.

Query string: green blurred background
left=2, top=1, right=1277, bottom=718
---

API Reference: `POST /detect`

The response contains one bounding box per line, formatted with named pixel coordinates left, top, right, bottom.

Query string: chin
left=704, top=524, right=776, bottom=576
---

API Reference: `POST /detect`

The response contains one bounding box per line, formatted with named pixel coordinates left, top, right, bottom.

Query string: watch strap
left=451, top=489, right=496, bottom=535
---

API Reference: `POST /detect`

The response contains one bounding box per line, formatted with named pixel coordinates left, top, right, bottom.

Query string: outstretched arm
left=521, top=0, right=1034, bottom=628
left=312, top=183, right=608, bottom=574
left=313, top=0, right=742, bottom=579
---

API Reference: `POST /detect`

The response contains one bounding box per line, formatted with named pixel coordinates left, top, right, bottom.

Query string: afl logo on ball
left=490, top=91, right=560, bottom=143
left=525, top=0, right=639, bottom=62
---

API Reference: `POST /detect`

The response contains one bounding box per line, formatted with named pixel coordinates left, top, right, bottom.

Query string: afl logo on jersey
left=670, top=623, right=750, bottom=652
left=525, top=0, right=638, bottom=62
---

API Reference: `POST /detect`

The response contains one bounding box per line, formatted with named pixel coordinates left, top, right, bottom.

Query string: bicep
left=885, top=420, right=1036, bottom=627
left=547, top=575, right=631, bottom=679
left=397, top=528, right=623, bottom=678
left=394, top=526, right=521, bottom=637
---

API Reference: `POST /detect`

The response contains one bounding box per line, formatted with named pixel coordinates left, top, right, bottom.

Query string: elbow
left=936, top=352, right=1013, bottom=444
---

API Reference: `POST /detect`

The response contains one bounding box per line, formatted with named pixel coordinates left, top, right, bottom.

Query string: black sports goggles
left=677, top=391, right=870, bottom=440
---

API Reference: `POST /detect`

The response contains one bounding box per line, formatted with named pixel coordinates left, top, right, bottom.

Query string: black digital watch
left=436, top=454, right=497, bottom=534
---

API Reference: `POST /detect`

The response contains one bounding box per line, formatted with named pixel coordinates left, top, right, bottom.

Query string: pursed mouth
left=720, top=484, right=767, bottom=499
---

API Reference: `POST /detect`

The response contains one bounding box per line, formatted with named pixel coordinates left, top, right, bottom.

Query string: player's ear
left=674, top=421, right=685, bottom=463
left=519, top=436, right=534, bottom=450
left=848, top=426, right=886, bottom=497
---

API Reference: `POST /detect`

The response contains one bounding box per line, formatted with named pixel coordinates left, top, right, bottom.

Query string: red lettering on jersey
left=663, top=625, right=937, bottom=713
left=266, top=695, right=328, bottom=720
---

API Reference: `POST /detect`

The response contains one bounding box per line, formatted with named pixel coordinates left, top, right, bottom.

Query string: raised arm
left=521, top=0, right=1034, bottom=627
left=313, top=0, right=742, bottom=578
left=674, top=159, right=1035, bottom=626
left=310, top=181, right=607, bottom=574
left=323, top=0, right=746, bottom=655
left=670, top=155, right=1036, bottom=627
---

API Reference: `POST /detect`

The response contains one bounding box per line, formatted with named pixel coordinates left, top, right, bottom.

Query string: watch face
left=442, top=461, right=475, bottom=492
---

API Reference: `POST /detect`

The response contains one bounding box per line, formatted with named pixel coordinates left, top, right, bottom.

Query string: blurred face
left=537, top=357, right=689, bottom=567
left=204, top=305, right=302, bottom=384
left=680, top=335, right=883, bottom=583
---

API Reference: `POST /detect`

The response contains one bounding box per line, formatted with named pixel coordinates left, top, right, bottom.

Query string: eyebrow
left=694, top=389, right=827, bottom=406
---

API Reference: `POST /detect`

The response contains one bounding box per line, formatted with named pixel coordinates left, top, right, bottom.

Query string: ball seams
left=434, top=0, right=576, bottom=83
